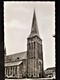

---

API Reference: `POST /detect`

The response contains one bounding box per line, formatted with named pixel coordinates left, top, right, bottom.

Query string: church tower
left=27, top=10, right=44, bottom=78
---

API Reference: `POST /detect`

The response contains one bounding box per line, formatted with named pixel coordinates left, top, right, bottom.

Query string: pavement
left=5, top=78, right=54, bottom=80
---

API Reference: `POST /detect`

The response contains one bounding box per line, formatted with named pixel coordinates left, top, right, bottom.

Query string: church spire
left=28, top=10, right=40, bottom=38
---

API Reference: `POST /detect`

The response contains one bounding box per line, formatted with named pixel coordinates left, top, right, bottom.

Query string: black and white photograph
left=4, top=1, right=55, bottom=80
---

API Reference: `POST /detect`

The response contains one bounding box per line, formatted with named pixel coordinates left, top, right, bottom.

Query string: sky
left=4, top=1, right=55, bottom=70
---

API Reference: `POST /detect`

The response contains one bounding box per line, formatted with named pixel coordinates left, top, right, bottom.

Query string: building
left=5, top=10, right=44, bottom=78
left=27, top=10, right=44, bottom=78
left=5, top=51, right=27, bottom=78
left=44, top=67, right=55, bottom=78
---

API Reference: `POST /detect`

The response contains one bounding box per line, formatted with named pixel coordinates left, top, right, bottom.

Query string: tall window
left=39, top=62, right=41, bottom=71
left=13, top=67, right=15, bottom=76
left=29, top=43, right=30, bottom=49
left=28, top=60, right=30, bottom=72
left=6, top=67, right=7, bottom=75
left=30, top=43, right=31, bottom=49
left=10, top=67, right=11, bottom=75
left=28, top=51, right=31, bottom=59
left=15, top=66, right=17, bottom=75
left=11, top=67, right=12, bottom=75
left=5, top=67, right=7, bottom=75
left=31, top=43, right=32, bottom=49
left=8, top=67, right=9, bottom=76
left=31, top=42, right=33, bottom=49
left=34, top=42, right=35, bottom=49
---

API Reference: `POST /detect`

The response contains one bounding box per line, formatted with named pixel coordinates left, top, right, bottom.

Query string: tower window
left=30, top=43, right=31, bottom=49
left=31, top=42, right=33, bottom=49
left=34, top=42, right=35, bottom=49
left=29, top=43, right=30, bottom=49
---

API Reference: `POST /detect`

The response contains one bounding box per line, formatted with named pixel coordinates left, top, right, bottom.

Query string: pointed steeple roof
left=28, top=10, right=40, bottom=38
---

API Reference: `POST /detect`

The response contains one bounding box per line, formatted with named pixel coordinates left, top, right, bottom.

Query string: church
left=5, top=10, right=44, bottom=79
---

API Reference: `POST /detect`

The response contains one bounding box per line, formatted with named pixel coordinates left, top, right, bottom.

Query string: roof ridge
left=6, top=51, right=27, bottom=56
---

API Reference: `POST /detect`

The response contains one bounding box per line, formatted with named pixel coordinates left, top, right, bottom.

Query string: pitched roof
left=28, top=10, right=40, bottom=38
left=45, top=67, right=55, bottom=71
left=5, top=61, right=22, bottom=67
left=5, top=51, right=27, bottom=62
